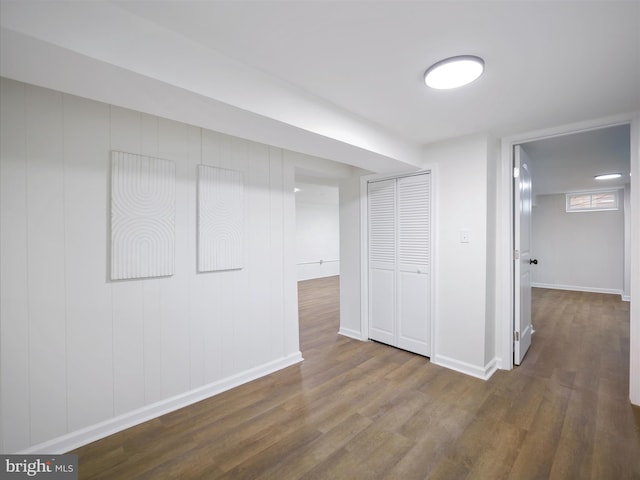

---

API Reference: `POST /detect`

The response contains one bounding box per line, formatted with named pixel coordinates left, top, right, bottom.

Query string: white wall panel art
left=111, top=151, right=176, bottom=280
left=198, top=165, right=244, bottom=272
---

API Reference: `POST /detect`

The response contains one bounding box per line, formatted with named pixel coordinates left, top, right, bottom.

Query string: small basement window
left=566, top=190, right=619, bottom=212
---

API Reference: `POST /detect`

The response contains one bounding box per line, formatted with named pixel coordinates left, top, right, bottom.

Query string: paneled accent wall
left=111, top=151, right=176, bottom=280
left=0, top=77, right=300, bottom=453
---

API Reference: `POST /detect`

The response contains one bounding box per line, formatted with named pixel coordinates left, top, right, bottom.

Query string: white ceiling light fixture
left=424, top=55, right=485, bottom=90
left=594, top=173, right=622, bottom=180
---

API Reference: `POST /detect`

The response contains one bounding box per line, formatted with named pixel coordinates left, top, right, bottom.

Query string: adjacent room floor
left=73, top=276, right=640, bottom=479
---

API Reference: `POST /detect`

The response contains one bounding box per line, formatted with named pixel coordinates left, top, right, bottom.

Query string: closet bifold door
left=367, top=178, right=396, bottom=347
left=396, top=173, right=430, bottom=356
left=367, top=173, right=431, bottom=357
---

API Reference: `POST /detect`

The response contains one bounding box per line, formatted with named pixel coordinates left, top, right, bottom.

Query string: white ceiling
left=523, top=124, right=631, bottom=196
left=1, top=1, right=638, bottom=176
left=112, top=1, right=640, bottom=143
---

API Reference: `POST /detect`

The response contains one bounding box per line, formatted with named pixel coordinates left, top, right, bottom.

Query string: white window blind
left=566, top=190, right=619, bottom=212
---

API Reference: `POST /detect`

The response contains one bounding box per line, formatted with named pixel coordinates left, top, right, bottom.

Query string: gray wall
left=532, top=193, right=624, bottom=294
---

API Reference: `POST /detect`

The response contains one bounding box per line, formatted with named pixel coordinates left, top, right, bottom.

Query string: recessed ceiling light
left=594, top=173, right=622, bottom=180
left=424, top=55, right=485, bottom=89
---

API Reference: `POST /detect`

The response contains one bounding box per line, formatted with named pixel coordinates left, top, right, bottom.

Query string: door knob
left=529, top=259, right=538, bottom=265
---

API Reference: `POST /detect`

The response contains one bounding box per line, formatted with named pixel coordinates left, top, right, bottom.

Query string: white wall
left=485, top=137, right=499, bottom=366
left=338, top=176, right=363, bottom=339
left=295, top=183, right=340, bottom=280
left=531, top=193, right=624, bottom=294
left=0, top=78, right=301, bottom=453
left=422, top=134, right=497, bottom=379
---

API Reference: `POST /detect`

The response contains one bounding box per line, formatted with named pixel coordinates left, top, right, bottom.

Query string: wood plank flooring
left=72, top=276, right=640, bottom=479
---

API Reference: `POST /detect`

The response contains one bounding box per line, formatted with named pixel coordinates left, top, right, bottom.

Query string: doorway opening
left=295, top=181, right=340, bottom=282
left=294, top=172, right=341, bottom=355
left=511, top=123, right=632, bottom=367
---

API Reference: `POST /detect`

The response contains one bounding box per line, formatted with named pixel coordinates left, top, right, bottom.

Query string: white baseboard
left=531, top=282, right=623, bottom=296
left=431, top=354, right=498, bottom=381
left=338, top=327, right=364, bottom=341
left=20, top=352, right=303, bottom=455
left=493, top=356, right=507, bottom=370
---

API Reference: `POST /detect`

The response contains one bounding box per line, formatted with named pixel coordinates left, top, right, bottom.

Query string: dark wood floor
left=73, top=276, right=640, bottom=479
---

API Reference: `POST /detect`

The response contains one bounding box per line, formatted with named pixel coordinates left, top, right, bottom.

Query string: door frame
left=498, top=113, right=639, bottom=404
left=359, top=168, right=436, bottom=356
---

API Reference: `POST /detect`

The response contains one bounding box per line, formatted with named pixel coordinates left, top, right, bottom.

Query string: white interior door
left=514, top=145, right=534, bottom=365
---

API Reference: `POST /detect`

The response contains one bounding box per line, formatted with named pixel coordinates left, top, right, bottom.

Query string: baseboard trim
left=20, top=352, right=303, bottom=455
left=492, top=356, right=505, bottom=370
left=432, top=354, right=498, bottom=381
left=531, top=282, right=623, bottom=296
left=338, top=327, right=364, bottom=341
left=483, top=358, right=499, bottom=379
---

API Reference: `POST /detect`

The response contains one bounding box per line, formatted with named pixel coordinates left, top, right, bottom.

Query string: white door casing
left=514, top=145, right=534, bottom=365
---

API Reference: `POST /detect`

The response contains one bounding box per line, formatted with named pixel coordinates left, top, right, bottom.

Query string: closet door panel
left=369, top=269, right=395, bottom=345
left=368, top=179, right=396, bottom=345
left=397, top=173, right=430, bottom=273
left=398, top=271, right=430, bottom=356
left=368, top=179, right=396, bottom=270
left=397, top=173, right=431, bottom=356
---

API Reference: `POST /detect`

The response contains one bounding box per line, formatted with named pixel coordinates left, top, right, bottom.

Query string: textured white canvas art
left=111, top=151, right=175, bottom=280
left=198, top=165, right=244, bottom=272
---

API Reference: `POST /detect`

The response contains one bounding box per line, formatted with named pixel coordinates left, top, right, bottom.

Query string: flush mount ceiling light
left=424, top=55, right=485, bottom=89
left=594, top=173, right=622, bottom=180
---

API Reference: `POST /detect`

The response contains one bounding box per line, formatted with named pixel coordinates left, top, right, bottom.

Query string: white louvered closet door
left=397, top=174, right=430, bottom=356
left=367, top=173, right=431, bottom=357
